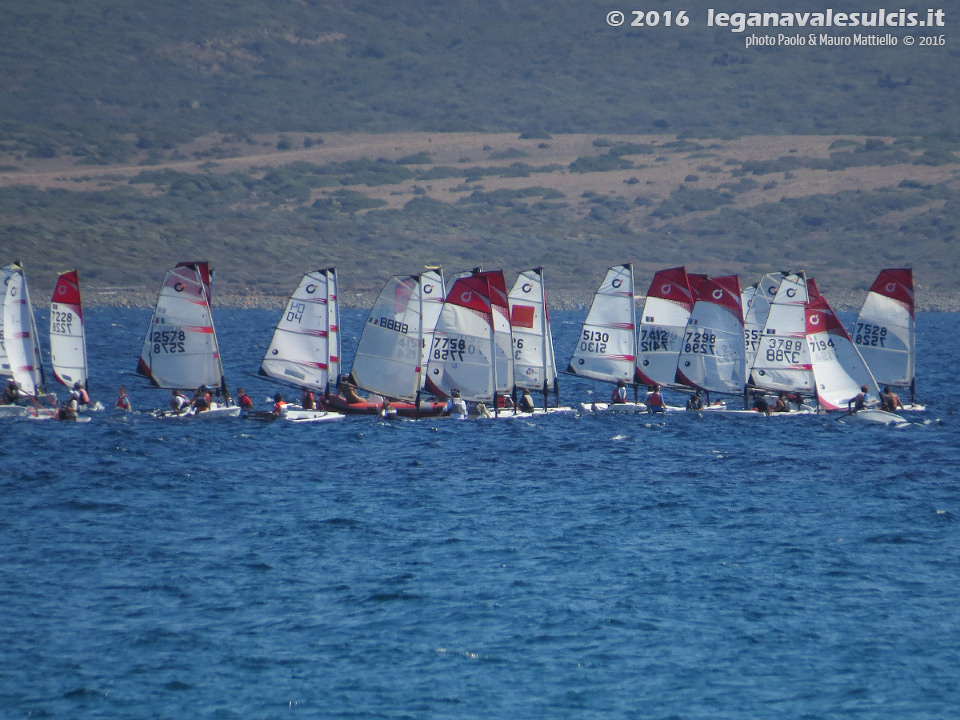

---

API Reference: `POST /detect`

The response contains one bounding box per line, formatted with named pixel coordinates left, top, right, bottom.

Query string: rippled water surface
left=1, top=308, right=958, bottom=719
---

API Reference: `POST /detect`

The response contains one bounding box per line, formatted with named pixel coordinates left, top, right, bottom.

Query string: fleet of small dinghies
left=0, top=260, right=928, bottom=427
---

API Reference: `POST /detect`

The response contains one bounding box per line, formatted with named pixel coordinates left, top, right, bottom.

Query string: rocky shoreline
left=83, top=287, right=959, bottom=313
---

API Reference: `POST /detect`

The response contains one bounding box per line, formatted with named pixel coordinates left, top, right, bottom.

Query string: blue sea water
left=1, top=308, right=958, bottom=719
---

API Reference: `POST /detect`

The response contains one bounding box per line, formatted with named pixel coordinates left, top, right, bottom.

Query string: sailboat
left=852, top=268, right=921, bottom=409
left=742, top=271, right=788, bottom=374
left=333, top=268, right=447, bottom=416
left=748, top=271, right=816, bottom=405
left=805, top=295, right=905, bottom=424
left=508, top=267, right=572, bottom=414
left=49, top=270, right=88, bottom=389
left=636, top=266, right=695, bottom=390
left=1, top=262, right=51, bottom=417
left=258, top=268, right=343, bottom=422
left=137, top=261, right=240, bottom=418
left=424, top=269, right=515, bottom=415
left=675, top=275, right=747, bottom=403
left=568, top=263, right=645, bottom=412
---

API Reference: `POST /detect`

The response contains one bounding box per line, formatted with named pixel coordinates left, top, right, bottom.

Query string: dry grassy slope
left=1, top=132, right=957, bottom=310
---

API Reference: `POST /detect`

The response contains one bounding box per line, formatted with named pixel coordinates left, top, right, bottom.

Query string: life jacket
left=77, top=388, right=90, bottom=405
left=611, top=386, right=627, bottom=403
left=239, top=394, right=253, bottom=409
left=116, top=393, right=130, bottom=410
left=647, top=392, right=664, bottom=407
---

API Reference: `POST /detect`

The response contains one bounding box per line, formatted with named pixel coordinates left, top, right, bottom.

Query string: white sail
left=425, top=270, right=512, bottom=402
left=807, top=296, right=881, bottom=410
left=749, top=272, right=814, bottom=395
left=743, top=271, right=787, bottom=374
left=509, top=267, right=557, bottom=393
left=0, top=263, right=21, bottom=377
left=260, top=270, right=336, bottom=392
left=3, top=266, right=45, bottom=396
left=567, top=264, right=637, bottom=384
left=49, top=269, right=88, bottom=388
left=676, top=275, right=746, bottom=396
left=326, top=269, right=341, bottom=385
left=636, top=266, right=695, bottom=388
left=351, top=273, right=432, bottom=402
left=418, top=269, right=445, bottom=389
left=137, top=262, right=225, bottom=390
left=852, top=268, right=915, bottom=391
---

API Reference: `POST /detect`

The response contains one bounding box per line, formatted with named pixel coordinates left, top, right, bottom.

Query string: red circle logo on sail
left=885, top=282, right=896, bottom=293
left=461, top=291, right=473, bottom=303
left=661, top=284, right=672, bottom=295
left=712, top=289, right=724, bottom=300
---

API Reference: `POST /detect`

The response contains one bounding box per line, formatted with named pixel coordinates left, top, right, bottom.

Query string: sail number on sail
left=580, top=330, right=610, bottom=354
left=808, top=336, right=837, bottom=361
left=853, top=322, right=888, bottom=347
left=764, top=338, right=803, bottom=363
left=151, top=329, right=187, bottom=354
left=683, top=330, right=716, bottom=355
left=744, top=328, right=763, bottom=353
left=639, top=328, right=670, bottom=352
left=376, top=317, right=409, bottom=335
left=432, top=336, right=476, bottom=361
left=50, top=310, right=74, bottom=335
left=286, top=302, right=306, bottom=324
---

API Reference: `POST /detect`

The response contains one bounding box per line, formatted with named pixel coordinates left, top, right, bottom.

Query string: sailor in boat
left=645, top=385, right=666, bottom=414
left=686, top=389, right=705, bottom=411
left=300, top=387, right=316, bottom=410
left=191, top=386, right=212, bottom=414
left=443, top=389, right=468, bottom=420
left=337, top=374, right=365, bottom=404
left=1, top=379, right=21, bottom=405
left=752, top=393, right=771, bottom=416
left=72, top=381, right=91, bottom=410
left=115, top=386, right=131, bottom=411
left=611, top=379, right=628, bottom=405
left=771, top=392, right=790, bottom=413
left=519, top=388, right=536, bottom=413
left=57, top=394, right=79, bottom=421
left=272, top=393, right=287, bottom=416
left=847, top=385, right=870, bottom=414
left=475, top=402, right=492, bottom=418
left=170, top=389, right=189, bottom=415
left=236, top=387, right=254, bottom=411
left=880, top=386, right=904, bottom=413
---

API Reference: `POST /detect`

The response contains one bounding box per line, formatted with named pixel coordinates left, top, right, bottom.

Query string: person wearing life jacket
left=443, top=389, right=468, bottom=420
left=686, top=389, right=705, bottom=411
left=236, top=387, right=254, bottom=411
left=752, top=393, right=771, bottom=416
left=72, top=381, right=90, bottom=408
left=519, top=388, right=537, bottom=413
left=847, top=384, right=869, bottom=413
left=611, top=379, right=628, bottom=404
left=170, top=389, right=188, bottom=414
left=115, top=386, right=131, bottom=411
left=272, top=392, right=287, bottom=416
left=2, top=379, right=21, bottom=405
left=57, top=395, right=78, bottom=421
left=645, top=384, right=666, bottom=414
left=772, top=392, right=790, bottom=413
left=301, top=387, right=316, bottom=410
left=379, top=399, right=398, bottom=419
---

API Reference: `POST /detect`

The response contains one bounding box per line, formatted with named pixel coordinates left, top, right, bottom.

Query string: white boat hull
left=844, top=408, right=910, bottom=426
left=282, top=408, right=345, bottom=423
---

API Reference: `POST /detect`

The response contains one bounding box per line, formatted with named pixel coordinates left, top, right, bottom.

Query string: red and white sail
left=676, top=275, right=746, bottom=396
left=3, top=264, right=46, bottom=396
left=636, top=266, right=695, bottom=388
left=749, top=272, right=814, bottom=395
left=567, top=263, right=637, bottom=384
left=425, top=270, right=513, bottom=402
left=807, top=296, right=880, bottom=410
left=49, top=269, right=88, bottom=389
left=260, top=269, right=338, bottom=392
left=852, top=268, right=915, bottom=391
left=137, top=262, right=226, bottom=390
left=509, top=267, right=557, bottom=393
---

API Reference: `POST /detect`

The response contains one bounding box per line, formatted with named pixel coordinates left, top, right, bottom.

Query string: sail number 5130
left=580, top=330, right=609, bottom=354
